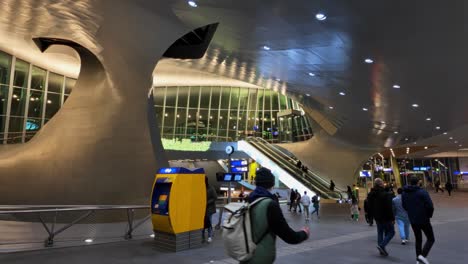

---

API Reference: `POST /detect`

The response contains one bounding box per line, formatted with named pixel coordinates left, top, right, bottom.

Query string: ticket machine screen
left=151, top=183, right=172, bottom=215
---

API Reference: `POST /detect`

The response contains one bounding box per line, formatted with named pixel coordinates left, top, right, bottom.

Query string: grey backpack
left=222, top=197, right=270, bottom=261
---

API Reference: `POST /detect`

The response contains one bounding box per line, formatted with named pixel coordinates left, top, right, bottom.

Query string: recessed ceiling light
left=455, top=141, right=459, bottom=143
left=308, top=72, right=316, bottom=77
left=424, top=146, right=428, bottom=149
left=413, top=142, right=417, bottom=145
left=405, top=138, right=409, bottom=141
left=306, top=93, right=310, bottom=96
left=412, top=104, right=419, bottom=108
left=84, top=239, right=93, bottom=243
left=394, top=131, right=399, bottom=134
left=362, top=107, right=368, bottom=111
left=263, top=45, right=271, bottom=51
left=339, top=92, right=346, bottom=96
left=393, top=84, right=401, bottom=89
left=460, top=144, right=463, bottom=147
left=150, top=234, right=155, bottom=238
left=449, top=137, right=453, bottom=140
left=188, top=1, right=198, bottom=7
left=443, top=132, right=448, bottom=135
left=364, top=58, right=374, bottom=64
left=426, top=117, right=431, bottom=121
left=329, top=106, right=334, bottom=109
left=381, top=121, right=386, bottom=124
left=436, top=126, right=441, bottom=130
left=315, top=13, right=327, bottom=21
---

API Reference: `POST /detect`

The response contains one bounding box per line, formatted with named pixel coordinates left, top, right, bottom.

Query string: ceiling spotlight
left=412, top=104, right=419, bottom=108
left=449, top=137, right=453, bottom=140
left=306, top=93, right=311, bottom=97
left=362, top=107, right=368, bottom=111
left=436, top=126, right=441, bottom=130
left=393, top=84, right=401, bottom=89
left=443, top=132, right=448, bottom=135
left=424, top=146, right=428, bottom=149
left=315, top=13, right=327, bottom=21
left=394, top=131, right=399, bottom=134
left=460, top=144, right=463, bottom=147
left=426, top=117, right=431, bottom=121
left=84, top=239, right=93, bottom=243
left=339, top=92, right=346, bottom=96
left=188, top=1, right=198, bottom=7
left=405, top=138, right=409, bottom=141
left=263, top=45, right=271, bottom=51
left=150, top=234, right=155, bottom=238
left=413, top=142, right=417, bottom=145
left=364, top=58, right=374, bottom=64
left=455, top=141, right=459, bottom=144
left=308, top=72, right=316, bottom=77
left=329, top=106, right=334, bottom=109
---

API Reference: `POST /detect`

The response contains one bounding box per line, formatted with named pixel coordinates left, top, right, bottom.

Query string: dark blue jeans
left=377, top=221, right=395, bottom=249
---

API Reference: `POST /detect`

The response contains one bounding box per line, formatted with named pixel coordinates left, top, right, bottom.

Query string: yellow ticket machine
left=151, top=167, right=206, bottom=251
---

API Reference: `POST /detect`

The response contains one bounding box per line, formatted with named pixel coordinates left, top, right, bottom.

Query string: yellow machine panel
left=151, top=167, right=206, bottom=234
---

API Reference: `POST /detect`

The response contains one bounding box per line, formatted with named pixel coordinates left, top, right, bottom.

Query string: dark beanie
left=255, top=167, right=275, bottom=189
left=410, top=175, right=419, bottom=186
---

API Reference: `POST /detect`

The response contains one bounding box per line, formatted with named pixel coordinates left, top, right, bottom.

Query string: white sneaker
left=417, top=255, right=429, bottom=264
left=207, top=237, right=212, bottom=243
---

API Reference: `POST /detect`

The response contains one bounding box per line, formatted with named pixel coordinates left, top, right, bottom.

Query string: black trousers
left=411, top=222, right=435, bottom=258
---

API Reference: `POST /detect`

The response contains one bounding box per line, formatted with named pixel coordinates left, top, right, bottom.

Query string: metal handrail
left=255, top=137, right=346, bottom=193
left=0, top=205, right=150, bottom=248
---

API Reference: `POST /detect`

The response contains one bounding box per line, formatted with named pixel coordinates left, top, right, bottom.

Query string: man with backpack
left=228, top=167, right=309, bottom=264
left=310, top=193, right=320, bottom=219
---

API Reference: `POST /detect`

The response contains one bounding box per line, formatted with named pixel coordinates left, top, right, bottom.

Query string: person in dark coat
left=445, top=181, right=453, bottom=196
left=367, top=178, right=395, bottom=257
left=295, top=189, right=302, bottom=213
left=203, top=176, right=217, bottom=243
left=403, top=176, right=435, bottom=264
left=346, top=186, right=353, bottom=201
left=364, top=192, right=374, bottom=226
left=243, top=168, right=309, bottom=264
left=329, top=180, right=336, bottom=191
left=289, top=188, right=296, bottom=211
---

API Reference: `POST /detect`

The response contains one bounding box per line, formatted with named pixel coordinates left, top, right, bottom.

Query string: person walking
left=329, top=180, right=335, bottom=191
left=310, top=193, right=320, bottom=219
left=202, top=176, right=217, bottom=243
left=368, top=178, right=395, bottom=257
left=403, top=176, right=435, bottom=264
left=301, top=191, right=311, bottom=221
left=364, top=191, right=374, bottom=226
left=445, top=181, right=453, bottom=196
left=346, top=185, right=353, bottom=201
left=289, top=188, right=296, bottom=212
left=243, top=167, right=309, bottom=264
left=295, top=189, right=302, bottom=213
left=393, top=188, right=410, bottom=245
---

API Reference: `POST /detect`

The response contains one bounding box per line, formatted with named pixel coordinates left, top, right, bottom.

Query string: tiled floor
left=1, top=191, right=467, bottom=264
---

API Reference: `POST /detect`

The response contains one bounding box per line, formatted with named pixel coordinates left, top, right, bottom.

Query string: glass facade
left=154, top=86, right=313, bottom=143
left=0, top=50, right=76, bottom=144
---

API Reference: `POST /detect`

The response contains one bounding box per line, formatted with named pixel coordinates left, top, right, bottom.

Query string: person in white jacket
left=301, top=191, right=311, bottom=221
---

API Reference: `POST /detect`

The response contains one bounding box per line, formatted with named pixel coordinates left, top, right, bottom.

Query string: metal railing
left=0, top=205, right=150, bottom=248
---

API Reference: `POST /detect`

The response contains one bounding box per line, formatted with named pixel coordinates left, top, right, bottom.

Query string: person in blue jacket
left=402, top=176, right=435, bottom=264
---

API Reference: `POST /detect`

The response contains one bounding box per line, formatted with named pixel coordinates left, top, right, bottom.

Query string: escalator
left=238, top=137, right=345, bottom=200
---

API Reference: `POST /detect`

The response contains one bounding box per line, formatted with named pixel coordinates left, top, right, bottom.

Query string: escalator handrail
left=253, top=137, right=346, bottom=193
left=247, top=140, right=341, bottom=199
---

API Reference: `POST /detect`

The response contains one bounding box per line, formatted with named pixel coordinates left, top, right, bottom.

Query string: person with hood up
left=242, top=167, right=309, bottom=264
left=402, top=176, right=435, bottom=264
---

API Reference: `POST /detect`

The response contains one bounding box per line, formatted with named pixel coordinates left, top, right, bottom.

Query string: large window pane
left=0, top=84, right=8, bottom=134
left=177, top=87, right=189, bottom=108
left=45, top=93, right=61, bottom=118
left=162, top=108, right=175, bottom=139
left=7, top=117, right=24, bottom=143
left=0, top=51, right=11, bottom=85
left=153, top=87, right=165, bottom=106
left=10, top=88, right=27, bottom=117
left=31, top=66, right=46, bottom=91
left=230, top=87, right=240, bottom=109
left=189, top=86, right=200, bottom=108
left=165, top=87, right=177, bottom=107
left=210, top=87, right=221, bottom=109
left=47, top=72, right=63, bottom=93
left=199, top=87, right=211, bottom=109
left=28, top=90, right=44, bottom=118
left=13, top=59, right=29, bottom=88
left=220, top=87, right=230, bottom=109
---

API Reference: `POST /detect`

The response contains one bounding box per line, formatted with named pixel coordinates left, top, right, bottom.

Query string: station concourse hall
left=1, top=1, right=468, bottom=264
